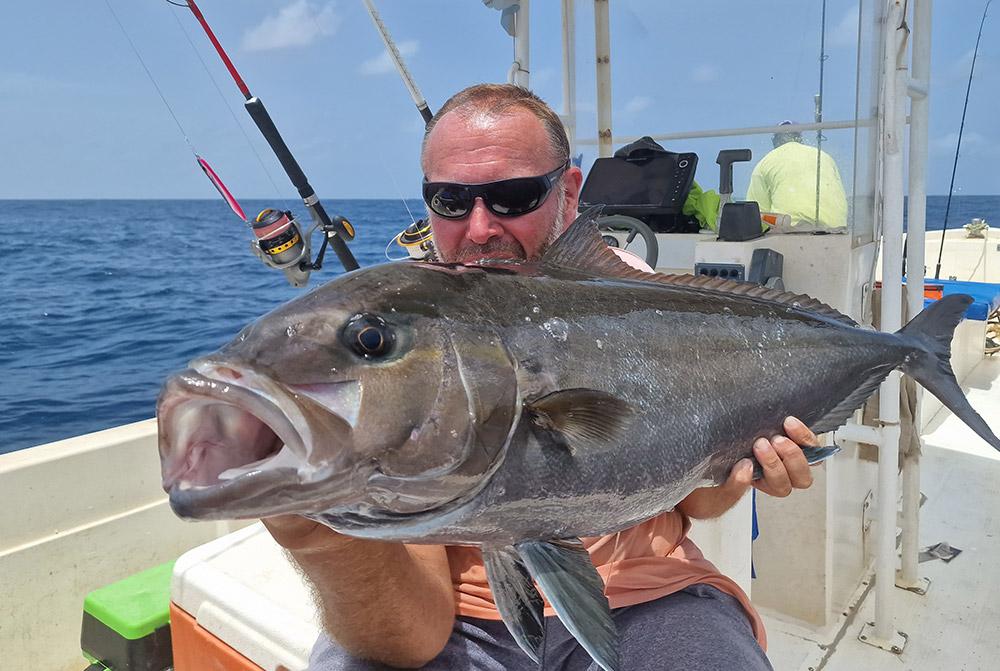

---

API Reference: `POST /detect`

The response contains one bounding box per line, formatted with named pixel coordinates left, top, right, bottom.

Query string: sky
left=2, top=0, right=997, bottom=200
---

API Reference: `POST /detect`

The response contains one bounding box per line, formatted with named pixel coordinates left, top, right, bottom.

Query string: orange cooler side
left=170, top=602, right=263, bottom=671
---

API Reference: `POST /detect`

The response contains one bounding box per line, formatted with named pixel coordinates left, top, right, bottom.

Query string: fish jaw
left=156, top=363, right=362, bottom=519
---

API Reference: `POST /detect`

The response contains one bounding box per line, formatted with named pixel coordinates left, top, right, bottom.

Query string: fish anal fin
left=751, top=362, right=898, bottom=482
left=750, top=444, right=842, bottom=480
left=482, top=545, right=545, bottom=663
left=809, top=363, right=897, bottom=436
left=517, top=538, right=621, bottom=671
left=526, top=389, right=633, bottom=453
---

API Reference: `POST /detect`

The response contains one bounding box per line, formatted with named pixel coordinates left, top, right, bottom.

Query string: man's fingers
left=753, top=437, right=793, bottom=497
left=783, top=416, right=818, bottom=447
left=771, top=435, right=814, bottom=489
left=728, top=458, right=755, bottom=490
left=717, top=458, right=754, bottom=503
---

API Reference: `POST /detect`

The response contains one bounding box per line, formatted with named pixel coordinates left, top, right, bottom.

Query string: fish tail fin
left=898, top=294, right=1000, bottom=451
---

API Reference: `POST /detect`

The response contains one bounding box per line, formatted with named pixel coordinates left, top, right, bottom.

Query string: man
left=264, top=84, right=818, bottom=670
left=746, top=120, right=849, bottom=231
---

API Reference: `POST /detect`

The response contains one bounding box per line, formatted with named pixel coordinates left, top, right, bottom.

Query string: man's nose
left=465, top=198, right=503, bottom=244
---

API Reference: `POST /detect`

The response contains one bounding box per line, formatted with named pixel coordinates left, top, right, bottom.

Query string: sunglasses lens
left=427, top=185, right=471, bottom=218
left=486, top=177, right=547, bottom=216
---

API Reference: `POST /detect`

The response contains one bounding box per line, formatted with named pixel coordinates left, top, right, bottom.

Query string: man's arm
left=262, top=516, right=455, bottom=668
left=676, top=416, right=817, bottom=519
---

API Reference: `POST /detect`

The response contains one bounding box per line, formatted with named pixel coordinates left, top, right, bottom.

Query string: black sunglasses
left=422, top=161, right=569, bottom=220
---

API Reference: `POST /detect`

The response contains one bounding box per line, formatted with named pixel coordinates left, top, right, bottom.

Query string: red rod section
left=185, top=0, right=252, bottom=99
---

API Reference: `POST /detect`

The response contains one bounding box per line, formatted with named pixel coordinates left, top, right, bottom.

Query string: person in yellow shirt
left=746, top=121, right=848, bottom=230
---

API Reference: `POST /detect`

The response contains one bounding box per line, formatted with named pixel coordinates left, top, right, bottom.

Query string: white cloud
left=951, top=47, right=994, bottom=77
left=623, top=95, right=652, bottom=114
left=830, top=5, right=859, bottom=48
left=931, top=131, right=988, bottom=153
left=242, top=1, right=341, bottom=52
left=691, top=64, right=718, bottom=83
left=360, top=40, right=420, bottom=76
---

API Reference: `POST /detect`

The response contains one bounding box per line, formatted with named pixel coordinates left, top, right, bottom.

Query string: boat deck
left=764, top=355, right=1000, bottom=671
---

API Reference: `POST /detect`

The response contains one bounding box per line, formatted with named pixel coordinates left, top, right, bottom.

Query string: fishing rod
left=104, top=0, right=248, bottom=223
left=361, top=0, right=434, bottom=125
left=361, top=0, right=436, bottom=259
left=935, top=0, right=992, bottom=279
left=175, top=0, right=359, bottom=281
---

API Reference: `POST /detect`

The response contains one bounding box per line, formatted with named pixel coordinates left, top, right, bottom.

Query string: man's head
left=421, top=84, right=583, bottom=263
left=772, top=120, right=803, bottom=148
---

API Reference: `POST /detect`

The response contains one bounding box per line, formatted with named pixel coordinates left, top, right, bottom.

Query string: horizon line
left=1, top=194, right=997, bottom=201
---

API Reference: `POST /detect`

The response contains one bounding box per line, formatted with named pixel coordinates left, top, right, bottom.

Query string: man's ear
left=563, top=166, right=584, bottom=215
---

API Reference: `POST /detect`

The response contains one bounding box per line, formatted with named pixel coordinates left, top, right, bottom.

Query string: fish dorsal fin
left=541, top=206, right=857, bottom=327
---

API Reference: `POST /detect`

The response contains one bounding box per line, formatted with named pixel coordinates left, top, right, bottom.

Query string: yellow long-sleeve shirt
left=745, top=141, right=848, bottom=229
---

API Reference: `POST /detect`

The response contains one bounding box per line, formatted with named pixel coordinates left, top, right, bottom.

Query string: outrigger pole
left=180, top=0, right=359, bottom=272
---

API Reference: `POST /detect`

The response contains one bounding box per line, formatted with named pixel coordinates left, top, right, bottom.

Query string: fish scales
left=316, top=267, right=904, bottom=544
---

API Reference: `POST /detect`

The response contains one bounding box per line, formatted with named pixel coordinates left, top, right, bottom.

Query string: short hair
left=421, top=83, right=570, bottom=171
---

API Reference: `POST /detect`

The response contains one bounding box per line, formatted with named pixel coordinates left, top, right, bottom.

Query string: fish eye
left=343, top=313, right=395, bottom=359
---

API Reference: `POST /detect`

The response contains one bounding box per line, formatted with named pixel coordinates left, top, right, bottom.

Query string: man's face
left=422, top=109, right=582, bottom=264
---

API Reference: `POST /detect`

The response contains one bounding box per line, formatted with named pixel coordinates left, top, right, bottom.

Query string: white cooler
left=170, top=523, right=322, bottom=671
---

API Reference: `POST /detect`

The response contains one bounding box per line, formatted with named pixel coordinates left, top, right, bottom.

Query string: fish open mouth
left=157, top=365, right=310, bottom=517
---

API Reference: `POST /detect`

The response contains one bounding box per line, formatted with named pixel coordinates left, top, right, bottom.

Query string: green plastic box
left=81, top=561, right=174, bottom=671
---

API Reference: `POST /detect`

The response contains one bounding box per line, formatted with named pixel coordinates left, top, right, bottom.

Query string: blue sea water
left=1, top=195, right=998, bottom=454
left=0, top=199, right=421, bottom=455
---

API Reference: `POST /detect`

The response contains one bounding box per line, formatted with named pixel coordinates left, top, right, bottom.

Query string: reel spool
left=252, top=209, right=308, bottom=269
left=390, top=219, right=435, bottom=260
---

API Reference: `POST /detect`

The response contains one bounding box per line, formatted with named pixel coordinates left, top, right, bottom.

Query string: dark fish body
left=156, top=208, right=1000, bottom=671
left=318, top=262, right=897, bottom=545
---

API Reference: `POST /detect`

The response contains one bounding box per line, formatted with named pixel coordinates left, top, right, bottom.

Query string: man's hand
left=750, top=416, right=816, bottom=497
left=677, top=416, right=819, bottom=520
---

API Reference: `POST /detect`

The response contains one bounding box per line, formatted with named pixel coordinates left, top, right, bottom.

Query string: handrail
left=575, top=118, right=877, bottom=146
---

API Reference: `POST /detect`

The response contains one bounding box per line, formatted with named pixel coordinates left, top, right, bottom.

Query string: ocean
left=2, top=195, right=998, bottom=454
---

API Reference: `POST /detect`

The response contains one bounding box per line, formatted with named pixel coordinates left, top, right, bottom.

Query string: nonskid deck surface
left=763, top=356, right=1000, bottom=671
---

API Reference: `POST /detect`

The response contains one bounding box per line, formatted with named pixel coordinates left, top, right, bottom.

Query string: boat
left=3, top=1, right=999, bottom=669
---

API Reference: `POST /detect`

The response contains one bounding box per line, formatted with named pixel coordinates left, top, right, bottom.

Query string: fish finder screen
left=580, top=153, right=697, bottom=214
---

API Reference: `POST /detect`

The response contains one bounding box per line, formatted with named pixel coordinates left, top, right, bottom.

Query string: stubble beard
left=436, top=185, right=569, bottom=264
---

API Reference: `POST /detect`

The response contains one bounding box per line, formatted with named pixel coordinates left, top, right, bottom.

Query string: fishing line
left=814, top=0, right=829, bottom=226
left=103, top=0, right=196, bottom=154
left=376, top=144, right=422, bottom=261
left=378, top=146, right=417, bottom=225
left=935, top=0, right=992, bottom=279
left=383, top=236, right=411, bottom=261
left=166, top=1, right=291, bottom=210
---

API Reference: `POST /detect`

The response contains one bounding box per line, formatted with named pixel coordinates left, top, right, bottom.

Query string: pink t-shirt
left=447, top=246, right=766, bottom=648
left=447, top=512, right=765, bottom=648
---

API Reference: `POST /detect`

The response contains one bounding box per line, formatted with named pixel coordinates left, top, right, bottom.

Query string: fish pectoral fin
left=750, top=444, right=842, bottom=480
left=482, top=545, right=545, bottom=663
left=526, top=389, right=632, bottom=453
left=517, top=538, right=621, bottom=671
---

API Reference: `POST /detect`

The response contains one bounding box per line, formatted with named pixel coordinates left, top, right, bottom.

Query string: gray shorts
left=308, top=583, right=772, bottom=670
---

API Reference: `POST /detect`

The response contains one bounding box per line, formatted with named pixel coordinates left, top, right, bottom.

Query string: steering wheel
left=596, top=214, right=659, bottom=269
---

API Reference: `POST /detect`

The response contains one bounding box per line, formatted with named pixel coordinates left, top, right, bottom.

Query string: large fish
left=157, top=207, right=1000, bottom=671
